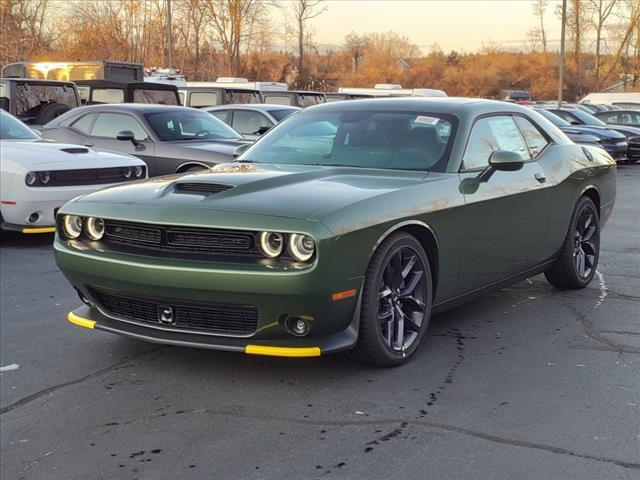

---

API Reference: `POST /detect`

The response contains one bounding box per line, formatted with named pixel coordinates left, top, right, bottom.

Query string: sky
left=276, top=0, right=563, bottom=53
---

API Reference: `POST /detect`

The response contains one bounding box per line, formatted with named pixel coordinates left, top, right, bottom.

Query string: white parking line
left=0, top=363, right=20, bottom=373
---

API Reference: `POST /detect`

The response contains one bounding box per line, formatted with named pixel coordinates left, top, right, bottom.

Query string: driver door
left=87, top=112, right=157, bottom=175
left=457, top=114, right=552, bottom=293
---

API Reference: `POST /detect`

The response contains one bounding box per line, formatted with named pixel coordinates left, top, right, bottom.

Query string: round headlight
left=259, top=231, right=284, bottom=258
left=123, top=167, right=133, bottom=179
left=288, top=234, right=315, bottom=262
left=133, top=165, right=144, bottom=178
left=38, top=171, right=51, bottom=184
left=85, top=217, right=105, bottom=240
left=62, top=215, right=83, bottom=239
left=25, top=171, right=37, bottom=186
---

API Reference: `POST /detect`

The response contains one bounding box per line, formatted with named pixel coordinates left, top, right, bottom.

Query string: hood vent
left=60, top=147, right=90, bottom=154
left=175, top=182, right=234, bottom=195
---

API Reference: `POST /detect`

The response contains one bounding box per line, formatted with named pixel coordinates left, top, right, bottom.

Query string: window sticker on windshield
left=414, top=115, right=439, bottom=125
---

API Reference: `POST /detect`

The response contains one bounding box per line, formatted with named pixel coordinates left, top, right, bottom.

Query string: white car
left=0, top=110, right=147, bottom=234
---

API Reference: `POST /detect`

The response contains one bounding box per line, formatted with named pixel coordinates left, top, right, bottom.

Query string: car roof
left=65, top=103, right=193, bottom=114
left=75, top=80, right=178, bottom=91
left=304, top=97, right=533, bottom=117
left=0, top=77, right=76, bottom=87
left=205, top=104, right=301, bottom=112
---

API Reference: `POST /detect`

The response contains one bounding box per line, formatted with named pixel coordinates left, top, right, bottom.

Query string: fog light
left=284, top=315, right=311, bottom=337
left=28, top=212, right=40, bottom=223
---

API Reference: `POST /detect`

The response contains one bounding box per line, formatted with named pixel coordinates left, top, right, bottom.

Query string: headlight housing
left=123, top=167, right=133, bottom=179
left=288, top=234, right=315, bottom=262
left=25, top=171, right=37, bottom=186
left=85, top=217, right=105, bottom=240
left=38, top=171, right=51, bottom=184
left=62, top=215, right=83, bottom=239
left=133, top=165, right=145, bottom=178
left=259, top=231, right=284, bottom=258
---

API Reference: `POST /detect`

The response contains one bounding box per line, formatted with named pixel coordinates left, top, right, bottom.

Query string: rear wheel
left=351, top=232, right=432, bottom=367
left=545, top=196, right=600, bottom=289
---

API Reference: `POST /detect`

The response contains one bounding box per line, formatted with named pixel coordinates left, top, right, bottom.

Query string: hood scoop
left=174, top=182, right=234, bottom=195
left=60, top=147, right=90, bottom=154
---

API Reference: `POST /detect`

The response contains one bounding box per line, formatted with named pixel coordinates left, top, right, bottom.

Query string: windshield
left=0, top=110, right=40, bottom=139
left=537, top=109, right=570, bottom=127
left=270, top=108, right=299, bottom=122
left=570, top=109, right=607, bottom=126
left=239, top=110, right=456, bottom=171
left=145, top=110, right=241, bottom=141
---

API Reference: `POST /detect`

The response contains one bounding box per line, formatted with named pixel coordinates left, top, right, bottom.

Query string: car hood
left=0, top=140, right=141, bottom=167
left=169, top=138, right=251, bottom=156
left=606, top=125, right=640, bottom=137
left=68, top=163, right=429, bottom=221
left=564, top=125, right=626, bottom=139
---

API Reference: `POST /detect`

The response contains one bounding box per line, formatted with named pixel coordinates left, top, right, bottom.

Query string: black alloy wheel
left=352, top=232, right=433, bottom=367
left=573, top=205, right=598, bottom=279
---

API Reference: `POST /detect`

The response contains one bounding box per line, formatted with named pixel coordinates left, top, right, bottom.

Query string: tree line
left=1, top=0, right=638, bottom=100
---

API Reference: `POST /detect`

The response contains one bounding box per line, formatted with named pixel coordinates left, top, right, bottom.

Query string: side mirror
left=570, top=120, right=581, bottom=125
left=489, top=150, right=524, bottom=172
left=475, top=150, right=524, bottom=183
left=117, top=130, right=135, bottom=142
left=233, top=143, right=251, bottom=158
left=256, top=126, right=271, bottom=135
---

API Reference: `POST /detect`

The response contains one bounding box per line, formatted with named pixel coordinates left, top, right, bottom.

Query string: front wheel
left=351, top=232, right=433, bottom=367
left=545, top=196, right=600, bottom=289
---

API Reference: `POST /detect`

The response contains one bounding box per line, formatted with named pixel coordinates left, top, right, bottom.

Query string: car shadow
left=0, top=231, right=55, bottom=248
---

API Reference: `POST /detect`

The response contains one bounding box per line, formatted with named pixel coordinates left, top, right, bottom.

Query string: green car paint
left=54, top=98, right=616, bottom=358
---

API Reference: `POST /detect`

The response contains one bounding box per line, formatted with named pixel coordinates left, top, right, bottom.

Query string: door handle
left=83, top=142, right=94, bottom=147
left=534, top=172, right=546, bottom=183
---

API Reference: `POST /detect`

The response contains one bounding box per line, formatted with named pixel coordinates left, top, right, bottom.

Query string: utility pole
left=558, top=0, right=566, bottom=108
left=167, top=0, right=173, bottom=68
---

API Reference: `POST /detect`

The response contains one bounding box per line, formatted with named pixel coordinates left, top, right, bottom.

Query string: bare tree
left=204, top=0, right=267, bottom=76
left=529, top=0, right=549, bottom=53
left=587, top=0, right=618, bottom=83
left=344, top=32, right=366, bottom=73
left=290, top=0, right=327, bottom=87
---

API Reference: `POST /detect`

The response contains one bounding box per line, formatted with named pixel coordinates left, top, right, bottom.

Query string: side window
left=70, top=113, right=98, bottom=134
left=462, top=116, right=530, bottom=170
left=190, top=92, right=218, bottom=107
left=232, top=110, right=273, bottom=136
left=90, top=113, right=148, bottom=139
left=209, top=110, right=229, bottom=124
left=263, top=95, right=292, bottom=106
left=553, top=110, right=577, bottom=124
left=92, top=89, right=125, bottom=104
left=514, top=116, right=549, bottom=158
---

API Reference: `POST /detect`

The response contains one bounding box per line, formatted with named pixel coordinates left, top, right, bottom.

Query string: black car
left=593, top=109, right=640, bottom=127
left=542, top=107, right=631, bottom=162
left=532, top=108, right=602, bottom=147
left=39, top=104, right=250, bottom=176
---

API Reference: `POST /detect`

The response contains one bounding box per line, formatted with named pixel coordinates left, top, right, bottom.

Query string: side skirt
left=432, top=260, right=556, bottom=315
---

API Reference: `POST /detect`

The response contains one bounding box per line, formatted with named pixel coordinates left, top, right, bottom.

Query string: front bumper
left=55, top=235, right=362, bottom=356
left=602, top=142, right=628, bottom=162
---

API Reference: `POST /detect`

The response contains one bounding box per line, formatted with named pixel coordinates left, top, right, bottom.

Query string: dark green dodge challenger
left=54, top=98, right=616, bottom=366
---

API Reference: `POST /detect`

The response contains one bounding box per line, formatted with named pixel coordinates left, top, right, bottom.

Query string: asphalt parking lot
left=1, top=165, right=639, bottom=480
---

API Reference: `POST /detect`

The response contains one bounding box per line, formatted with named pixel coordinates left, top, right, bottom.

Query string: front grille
left=175, top=183, right=234, bottom=195
left=91, top=287, right=259, bottom=335
left=102, top=220, right=260, bottom=259
left=31, top=167, right=143, bottom=187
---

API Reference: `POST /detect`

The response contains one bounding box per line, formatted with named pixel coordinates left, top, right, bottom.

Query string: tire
left=36, top=103, right=71, bottom=125
left=545, top=196, right=600, bottom=289
left=351, top=232, right=433, bottom=367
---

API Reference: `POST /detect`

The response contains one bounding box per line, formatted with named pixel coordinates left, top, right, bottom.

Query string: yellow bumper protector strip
left=22, top=227, right=56, bottom=234
left=245, top=345, right=321, bottom=357
left=67, top=312, right=96, bottom=329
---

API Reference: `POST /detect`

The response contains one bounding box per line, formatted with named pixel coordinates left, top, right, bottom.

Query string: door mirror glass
left=489, top=150, right=524, bottom=172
